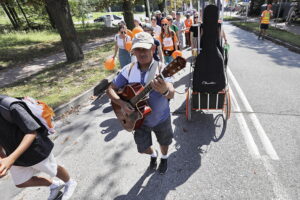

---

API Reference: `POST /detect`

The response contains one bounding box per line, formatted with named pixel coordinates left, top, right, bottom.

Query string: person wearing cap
left=112, top=24, right=132, bottom=68
left=166, top=15, right=179, bottom=40
left=134, top=18, right=142, bottom=28
left=151, top=16, right=161, bottom=37
left=143, top=24, right=164, bottom=63
left=106, top=32, right=175, bottom=175
left=155, top=10, right=162, bottom=27
left=159, top=18, right=178, bottom=65
left=171, top=11, right=176, bottom=20
left=173, top=12, right=186, bottom=50
left=184, top=14, right=193, bottom=47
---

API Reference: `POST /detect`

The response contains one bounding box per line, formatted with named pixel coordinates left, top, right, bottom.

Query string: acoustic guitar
left=111, top=56, right=186, bottom=132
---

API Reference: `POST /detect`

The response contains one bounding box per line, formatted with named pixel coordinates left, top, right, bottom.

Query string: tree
left=45, top=0, right=84, bottom=62
left=123, top=0, right=134, bottom=29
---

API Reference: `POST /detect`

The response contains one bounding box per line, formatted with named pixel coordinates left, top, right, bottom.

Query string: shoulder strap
left=0, top=96, right=23, bottom=123
left=145, top=61, right=159, bottom=85
left=127, top=62, right=136, bottom=80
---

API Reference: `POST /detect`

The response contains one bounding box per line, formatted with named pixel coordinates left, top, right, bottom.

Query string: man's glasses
left=162, top=24, right=168, bottom=26
left=121, top=31, right=126, bottom=34
left=167, top=19, right=172, bottom=21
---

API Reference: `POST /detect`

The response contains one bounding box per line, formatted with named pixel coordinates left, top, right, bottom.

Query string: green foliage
left=69, top=0, right=93, bottom=27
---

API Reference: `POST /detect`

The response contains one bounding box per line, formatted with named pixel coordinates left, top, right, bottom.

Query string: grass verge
left=0, top=42, right=118, bottom=108
left=223, top=16, right=242, bottom=21
left=0, top=23, right=117, bottom=69
left=232, top=21, right=300, bottom=47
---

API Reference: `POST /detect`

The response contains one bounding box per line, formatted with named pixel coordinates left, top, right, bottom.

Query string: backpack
left=0, top=95, right=56, bottom=135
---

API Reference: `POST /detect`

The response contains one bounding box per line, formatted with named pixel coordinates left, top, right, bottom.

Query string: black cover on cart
left=193, top=5, right=226, bottom=93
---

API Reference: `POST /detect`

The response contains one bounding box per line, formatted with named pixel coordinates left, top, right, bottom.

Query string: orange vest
left=261, top=10, right=271, bottom=24
left=184, top=19, right=192, bottom=33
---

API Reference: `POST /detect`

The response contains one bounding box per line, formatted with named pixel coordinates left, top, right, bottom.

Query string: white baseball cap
left=132, top=32, right=154, bottom=50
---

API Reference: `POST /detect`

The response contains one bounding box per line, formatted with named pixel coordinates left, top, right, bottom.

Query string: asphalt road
left=1, top=23, right=300, bottom=200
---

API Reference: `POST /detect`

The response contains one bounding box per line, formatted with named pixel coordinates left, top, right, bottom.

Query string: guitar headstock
left=162, top=56, right=187, bottom=78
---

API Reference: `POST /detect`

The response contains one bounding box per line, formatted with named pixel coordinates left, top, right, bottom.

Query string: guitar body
left=111, top=83, right=152, bottom=132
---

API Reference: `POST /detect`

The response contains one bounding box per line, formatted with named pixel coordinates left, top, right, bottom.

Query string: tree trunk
left=45, top=0, right=84, bottom=62
left=6, top=3, right=20, bottom=27
left=1, top=3, right=18, bottom=29
left=9, top=3, right=21, bottom=23
left=16, top=0, right=31, bottom=28
left=45, top=5, right=56, bottom=29
left=123, top=0, right=134, bottom=30
left=144, top=0, right=150, bottom=17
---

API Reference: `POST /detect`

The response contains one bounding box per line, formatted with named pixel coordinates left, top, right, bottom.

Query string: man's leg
left=16, top=176, right=52, bottom=188
left=160, top=145, right=169, bottom=156
left=56, top=165, right=70, bottom=182
left=134, top=126, right=157, bottom=170
left=153, top=117, right=173, bottom=174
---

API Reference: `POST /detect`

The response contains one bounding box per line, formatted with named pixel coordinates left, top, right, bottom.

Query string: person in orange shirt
left=258, top=4, right=273, bottom=40
left=184, top=14, right=193, bottom=47
left=158, top=18, right=178, bottom=65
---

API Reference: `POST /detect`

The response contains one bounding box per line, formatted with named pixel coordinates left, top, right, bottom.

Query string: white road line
left=228, top=68, right=280, bottom=160
left=229, top=86, right=261, bottom=159
left=261, top=156, right=290, bottom=200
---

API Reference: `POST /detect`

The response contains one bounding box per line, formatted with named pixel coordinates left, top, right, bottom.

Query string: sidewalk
left=224, top=12, right=300, bottom=35
left=0, top=36, right=114, bottom=88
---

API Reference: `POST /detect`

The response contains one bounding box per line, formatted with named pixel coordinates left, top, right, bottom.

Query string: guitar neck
left=130, top=75, right=162, bottom=105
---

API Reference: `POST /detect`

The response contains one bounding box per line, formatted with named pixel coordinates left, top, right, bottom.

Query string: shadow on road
left=113, top=110, right=227, bottom=199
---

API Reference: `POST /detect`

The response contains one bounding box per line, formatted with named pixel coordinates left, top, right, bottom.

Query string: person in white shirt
left=112, top=25, right=132, bottom=68
left=151, top=17, right=161, bottom=37
left=173, top=12, right=186, bottom=50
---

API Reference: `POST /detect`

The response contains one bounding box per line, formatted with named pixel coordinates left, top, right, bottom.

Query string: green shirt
left=170, top=24, right=178, bottom=33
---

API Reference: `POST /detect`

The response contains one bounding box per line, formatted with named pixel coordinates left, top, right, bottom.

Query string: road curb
left=53, top=71, right=117, bottom=119
left=231, top=22, right=300, bottom=54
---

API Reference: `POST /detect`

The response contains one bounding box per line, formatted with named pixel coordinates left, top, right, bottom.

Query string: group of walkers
left=113, top=10, right=214, bottom=68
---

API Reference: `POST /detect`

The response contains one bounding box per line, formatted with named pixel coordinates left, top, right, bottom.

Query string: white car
left=94, top=15, right=123, bottom=26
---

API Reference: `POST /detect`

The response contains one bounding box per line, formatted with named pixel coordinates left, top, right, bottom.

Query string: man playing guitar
left=106, top=32, right=175, bottom=174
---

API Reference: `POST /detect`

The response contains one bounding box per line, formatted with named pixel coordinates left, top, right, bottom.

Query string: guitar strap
left=145, top=60, right=162, bottom=85
left=128, top=60, right=162, bottom=85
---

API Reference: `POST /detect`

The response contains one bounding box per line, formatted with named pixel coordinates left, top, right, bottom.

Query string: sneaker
left=148, top=150, right=158, bottom=170
left=48, top=180, right=65, bottom=200
left=149, top=156, right=157, bottom=170
left=158, top=158, right=168, bottom=174
left=62, top=179, right=77, bottom=200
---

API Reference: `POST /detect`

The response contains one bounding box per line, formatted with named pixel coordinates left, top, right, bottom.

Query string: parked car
left=94, top=15, right=123, bottom=25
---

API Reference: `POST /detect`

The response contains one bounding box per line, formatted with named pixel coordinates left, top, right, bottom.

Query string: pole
left=198, top=0, right=201, bottom=53
left=165, top=0, right=167, bottom=14
left=174, top=0, right=176, bottom=13
left=275, top=0, right=282, bottom=28
left=221, top=0, right=225, bottom=21
left=146, top=0, right=150, bottom=18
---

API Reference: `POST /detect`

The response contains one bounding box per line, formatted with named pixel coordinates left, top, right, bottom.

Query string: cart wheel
left=186, top=87, right=192, bottom=121
left=223, top=89, right=231, bottom=120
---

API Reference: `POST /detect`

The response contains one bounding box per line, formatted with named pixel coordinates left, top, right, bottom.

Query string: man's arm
left=0, top=146, right=6, bottom=159
left=106, top=83, right=134, bottom=114
left=0, top=132, right=37, bottom=178
left=151, top=78, right=175, bottom=99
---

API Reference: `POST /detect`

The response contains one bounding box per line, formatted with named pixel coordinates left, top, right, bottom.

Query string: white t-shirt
left=152, top=25, right=161, bottom=37
left=115, top=34, right=131, bottom=49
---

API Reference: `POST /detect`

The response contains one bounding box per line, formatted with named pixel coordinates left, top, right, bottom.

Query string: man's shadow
left=114, top=110, right=227, bottom=200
